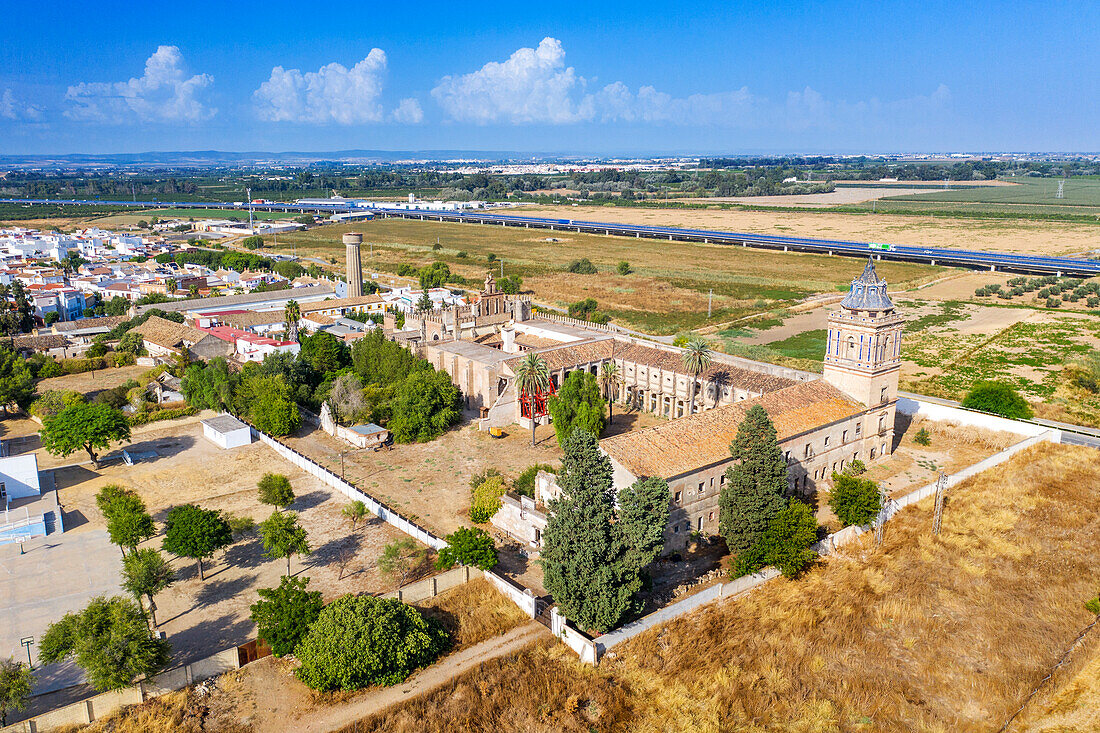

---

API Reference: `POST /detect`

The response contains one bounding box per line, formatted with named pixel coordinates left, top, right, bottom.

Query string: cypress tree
left=719, top=404, right=789, bottom=554
left=540, top=429, right=637, bottom=632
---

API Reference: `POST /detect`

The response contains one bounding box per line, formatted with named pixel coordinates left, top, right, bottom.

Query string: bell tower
left=823, top=259, right=904, bottom=452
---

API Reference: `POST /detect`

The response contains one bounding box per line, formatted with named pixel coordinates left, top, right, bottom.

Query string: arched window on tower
left=847, top=336, right=856, bottom=358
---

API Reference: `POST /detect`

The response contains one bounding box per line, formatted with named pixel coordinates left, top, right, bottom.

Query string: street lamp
left=20, top=637, right=33, bottom=669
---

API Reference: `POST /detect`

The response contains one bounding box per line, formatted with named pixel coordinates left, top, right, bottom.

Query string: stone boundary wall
left=381, top=565, right=482, bottom=603
left=483, top=569, right=538, bottom=618
left=1, top=649, right=239, bottom=733
left=249, top=426, right=447, bottom=551
left=896, top=396, right=1048, bottom=438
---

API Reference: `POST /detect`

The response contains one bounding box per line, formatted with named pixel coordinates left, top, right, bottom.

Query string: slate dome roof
left=840, top=258, right=894, bottom=311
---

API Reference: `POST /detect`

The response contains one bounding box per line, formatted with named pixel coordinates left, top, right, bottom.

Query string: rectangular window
left=842, top=430, right=848, bottom=442
left=805, top=443, right=812, bottom=458
left=674, top=491, right=682, bottom=503
left=881, top=386, right=888, bottom=403
left=698, top=517, right=703, bottom=531
left=879, top=416, right=886, bottom=432
left=824, top=436, right=830, bottom=447
left=720, top=475, right=727, bottom=486
left=673, top=524, right=679, bottom=533
left=698, top=482, right=704, bottom=494
left=855, top=423, right=862, bottom=436
left=784, top=450, right=791, bottom=462
left=709, top=511, right=714, bottom=521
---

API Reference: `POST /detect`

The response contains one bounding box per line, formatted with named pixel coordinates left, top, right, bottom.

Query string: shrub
left=733, top=501, right=818, bottom=579
left=86, top=341, right=108, bottom=358
left=34, top=357, right=63, bottom=379
left=617, top=261, right=632, bottom=275
left=469, top=475, right=507, bottom=523
left=257, top=473, right=295, bottom=509
left=914, top=427, right=931, bottom=445
left=60, top=357, right=107, bottom=375
left=127, top=406, right=197, bottom=426
left=456, top=250, right=467, bottom=259
left=514, top=463, right=555, bottom=498
left=295, top=595, right=449, bottom=691
left=842, top=459, right=867, bottom=476
left=435, top=527, right=498, bottom=571
left=1046, top=297, right=1061, bottom=308
left=961, top=381, right=1034, bottom=419
left=829, top=473, right=883, bottom=527
left=1086, top=594, right=1100, bottom=615
left=565, top=258, right=598, bottom=274
left=30, top=389, right=85, bottom=419
left=242, top=235, right=264, bottom=250
left=1088, top=296, right=1100, bottom=308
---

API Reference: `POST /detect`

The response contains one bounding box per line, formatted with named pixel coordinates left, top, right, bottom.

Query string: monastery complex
left=388, top=259, right=904, bottom=552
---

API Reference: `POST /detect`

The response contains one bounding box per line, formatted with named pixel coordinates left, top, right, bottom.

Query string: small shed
left=201, top=414, right=253, bottom=450
left=347, top=423, right=390, bottom=450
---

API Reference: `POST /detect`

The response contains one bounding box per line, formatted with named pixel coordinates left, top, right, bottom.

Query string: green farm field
left=888, top=177, right=1100, bottom=207
left=265, top=218, right=943, bottom=334
left=93, top=207, right=303, bottom=225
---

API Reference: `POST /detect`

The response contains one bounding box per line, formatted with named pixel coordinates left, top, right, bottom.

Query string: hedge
left=128, top=405, right=198, bottom=426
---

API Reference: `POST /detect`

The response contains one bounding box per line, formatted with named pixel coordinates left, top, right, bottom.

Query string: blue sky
left=1, top=0, right=1097, bottom=155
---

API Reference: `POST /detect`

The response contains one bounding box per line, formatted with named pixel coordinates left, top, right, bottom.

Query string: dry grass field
left=519, top=204, right=1100, bottom=256
left=268, top=218, right=941, bottom=334
left=345, top=442, right=1100, bottom=733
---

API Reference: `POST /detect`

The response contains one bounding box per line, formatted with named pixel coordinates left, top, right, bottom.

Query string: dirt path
left=290, top=621, right=549, bottom=733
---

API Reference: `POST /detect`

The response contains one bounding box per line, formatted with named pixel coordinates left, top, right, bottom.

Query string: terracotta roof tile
left=600, top=380, right=863, bottom=479
left=131, top=316, right=211, bottom=351
left=503, top=338, right=616, bottom=372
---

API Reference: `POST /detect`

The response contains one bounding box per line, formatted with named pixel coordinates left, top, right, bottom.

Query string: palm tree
left=681, top=338, right=713, bottom=416
left=599, top=361, right=622, bottom=425
left=513, top=353, right=550, bottom=446
left=284, top=299, right=301, bottom=342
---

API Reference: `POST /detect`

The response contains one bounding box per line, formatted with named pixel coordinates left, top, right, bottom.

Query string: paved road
left=293, top=621, right=549, bottom=733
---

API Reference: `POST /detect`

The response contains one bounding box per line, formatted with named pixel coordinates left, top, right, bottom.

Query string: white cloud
left=255, top=50, right=406, bottom=124
left=0, top=89, right=43, bottom=121
left=64, top=46, right=214, bottom=123
left=431, top=37, right=590, bottom=124
left=432, top=38, right=950, bottom=130
left=392, top=97, right=424, bottom=124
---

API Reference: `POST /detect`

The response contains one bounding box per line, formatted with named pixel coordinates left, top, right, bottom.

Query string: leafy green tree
left=238, top=373, right=300, bottom=436
left=418, top=262, right=450, bottom=290
left=295, top=595, right=449, bottom=691
left=497, top=275, right=523, bottom=294
left=0, top=659, right=34, bottom=726
left=513, top=463, right=555, bottom=498
left=617, top=477, right=671, bottom=571
left=540, top=430, right=638, bottom=632
left=342, top=500, right=368, bottom=530
left=116, top=331, right=145, bottom=355
left=40, top=402, right=131, bottom=467
left=242, top=235, right=264, bottom=250
left=416, top=291, right=433, bottom=313
left=387, top=369, right=461, bottom=443
left=547, top=370, right=605, bottom=447
left=250, top=575, right=324, bottom=657
left=377, top=537, right=427, bottom=588
left=734, top=501, right=818, bottom=579
left=44, top=310, right=60, bottom=326
left=961, top=380, right=1034, bottom=419
left=469, top=475, right=507, bottom=523
left=719, top=405, right=788, bottom=554
left=0, top=348, right=35, bottom=415
left=39, top=596, right=171, bottom=691
left=259, top=510, right=310, bottom=576
left=829, top=473, right=882, bottom=527
left=258, top=473, right=295, bottom=510
left=617, top=261, right=633, bottom=275
left=105, top=296, right=130, bottom=316
left=513, top=352, right=550, bottom=446
left=162, top=504, right=233, bottom=581
left=10, top=281, right=34, bottom=332
left=435, top=527, right=498, bottom=571
left=181, top=357, right=239, bottom=412
left=681, top=338, right=713, bottom=415
left=913, top=427, right=931, bottom=445
left=105, top=492, right=156, bottom=556
left=299, top=330, right=349, bottom=375
left=120, top=548, right=174, bottom=627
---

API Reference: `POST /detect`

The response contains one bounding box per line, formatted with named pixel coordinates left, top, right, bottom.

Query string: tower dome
left=841, top=258, right=894, bottom=313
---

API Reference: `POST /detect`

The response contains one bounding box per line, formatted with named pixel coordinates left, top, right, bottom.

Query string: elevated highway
left=4, top=197, right=1099, bottom=277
